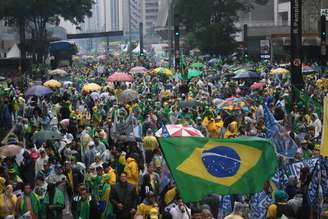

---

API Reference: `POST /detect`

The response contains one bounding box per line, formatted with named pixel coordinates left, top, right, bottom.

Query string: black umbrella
left=232, top=70, right=262, bottom=80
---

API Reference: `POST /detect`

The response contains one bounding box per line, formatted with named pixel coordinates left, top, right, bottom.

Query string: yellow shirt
left=67, top=169, right=74, bottom=189
left=103, top=168, right=116, bottom=186
left=136, top=203, right=153, bottom=218
left=266, top=204, right=278, bottom=219
left=143, top=136, right=158, bottom=151
left=207, top=121, right=219, bottom=138
left=0, top=194, right=17, bottom=217
left=164, top=187, right=176, bottom=205
left=124, top=158, right=139, bottom=186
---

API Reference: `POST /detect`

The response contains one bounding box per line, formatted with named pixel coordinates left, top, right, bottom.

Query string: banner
left=287, top=157, right=319, bottom=177
left=260, top=40, right=270, bottom=59
left=321, top=96, right=328, bottom=156
left=249, top=191, right=272, bottom=219
left=290, top=0, right=304, bottom=88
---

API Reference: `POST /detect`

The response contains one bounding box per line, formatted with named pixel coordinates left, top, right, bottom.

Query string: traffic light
left=321, top=15, right=327, bottom=66
left=174, top=25, right=180, bottom=72
left=321, top=15, right=327, bottom=38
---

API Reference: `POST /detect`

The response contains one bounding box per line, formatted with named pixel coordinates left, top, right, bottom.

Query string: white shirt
left=169, top=206, right=191, bottom=219
left=35, top=155, right=49, bottom=175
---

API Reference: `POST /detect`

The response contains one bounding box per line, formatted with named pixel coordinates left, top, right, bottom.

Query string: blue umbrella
left=25, top=85, right=53, bottom=97
left=208, top=58, right=218, bottom=66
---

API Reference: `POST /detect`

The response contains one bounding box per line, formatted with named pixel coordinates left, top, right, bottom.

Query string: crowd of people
left=0, top=55, right=326, bottom=219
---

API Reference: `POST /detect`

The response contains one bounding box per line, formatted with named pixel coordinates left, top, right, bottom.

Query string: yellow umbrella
left=153, top=67, right=173, bottom=77
left=160, top=90, right=173, bottom=98
left=82, top=83, right=102, bottom=94
left=270, top=68, right=289, bottom=75
left=43, top=79, right=62, bottom=89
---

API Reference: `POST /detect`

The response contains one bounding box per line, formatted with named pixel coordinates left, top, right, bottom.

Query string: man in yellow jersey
left=143, top=129, right=159, bottom=164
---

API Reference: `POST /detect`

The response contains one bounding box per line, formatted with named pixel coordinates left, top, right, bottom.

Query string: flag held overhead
left=158, top=137, right=278, bottom=202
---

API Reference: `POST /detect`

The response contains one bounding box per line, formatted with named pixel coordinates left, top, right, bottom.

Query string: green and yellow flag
left=321, top=96, right=328, bottom=157
left=158, top=137, right=277, bottom=202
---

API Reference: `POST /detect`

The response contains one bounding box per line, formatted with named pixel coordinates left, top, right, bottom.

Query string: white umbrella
left=100, top=92, right=110, bottom=101
left=63, top=81, right=73, bottom=86
left=49, top=69, right=68, bottom=76
left=90, top=92, right=100, bottom=100
left=97, top=55, right=107, bottom=60
left=155, top=124, right=204, bottom=137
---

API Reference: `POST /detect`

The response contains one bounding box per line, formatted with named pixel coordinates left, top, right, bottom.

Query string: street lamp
left=128, top=0, right=132, bottom=60
left=168, top=0, right=175, bottom=68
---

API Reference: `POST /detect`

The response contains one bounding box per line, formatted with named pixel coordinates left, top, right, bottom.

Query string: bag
left=97, top=200, right=106, bottom=213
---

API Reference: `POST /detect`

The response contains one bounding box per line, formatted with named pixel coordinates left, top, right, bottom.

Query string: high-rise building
left=80, top=0, right=104, bottom=32
left=236, top=0, right=328, bottom=61
left=141, top=0, right=160, bottom=36
left=122, top=0, right=141, bottom=38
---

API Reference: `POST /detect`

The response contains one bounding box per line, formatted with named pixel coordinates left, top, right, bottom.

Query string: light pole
left=168, top=0, right=175, bottom=68
left=128, top=0, right=132, bottom=60
left=104, top=0, right=109, bottom=53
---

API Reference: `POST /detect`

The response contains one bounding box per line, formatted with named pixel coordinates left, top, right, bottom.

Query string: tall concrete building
left=155, top=0, right=171, bottom=39
left=236, top=0, right=328, bottom=61
left=122, top=0, right=141, bottom=38
left=80, top=0, right=105, bottom=33
left=80, top=0, right=141, bottom=38
left=141, top=0, right=160, bottom=36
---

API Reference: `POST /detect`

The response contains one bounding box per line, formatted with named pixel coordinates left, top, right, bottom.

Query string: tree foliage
left=175, top=0, right=260, bottom=55
left=0, top=0, right=94, bottom=63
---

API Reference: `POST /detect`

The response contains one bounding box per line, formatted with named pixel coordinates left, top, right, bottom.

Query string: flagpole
left=317, top=157, right=321, bottom=219
left=156, top=123, right=191, bottom=218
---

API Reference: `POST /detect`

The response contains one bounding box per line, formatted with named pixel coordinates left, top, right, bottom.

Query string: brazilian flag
left=158, top=137, right=277, bottom=202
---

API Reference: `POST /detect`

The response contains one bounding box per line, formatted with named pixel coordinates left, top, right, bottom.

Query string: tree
left=175, top=0, right=261, bottom=55
left=0, top=0, right=94, bottom=63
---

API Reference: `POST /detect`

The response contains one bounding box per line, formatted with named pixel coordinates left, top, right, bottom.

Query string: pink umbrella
left=0, top=144, right=23, bottom=157
left=129, top=66, right=148, bottom=74
left=60, top=119, right=70, bottom=129
left=155, top=124, right=204, bottom=137
left=250, top=82, right=265, bottom=90
left=107, top=72, right=134, bottom=82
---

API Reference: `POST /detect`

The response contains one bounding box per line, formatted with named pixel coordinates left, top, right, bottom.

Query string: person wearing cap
left=266, top=190, right=294, bottom=219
